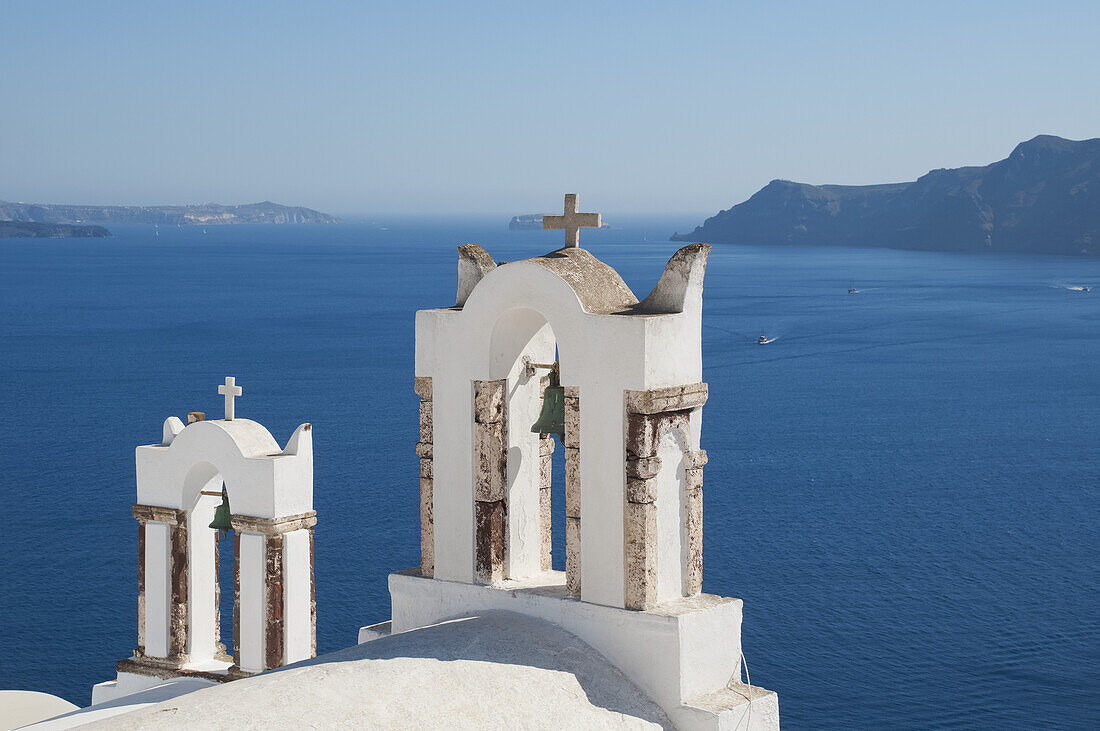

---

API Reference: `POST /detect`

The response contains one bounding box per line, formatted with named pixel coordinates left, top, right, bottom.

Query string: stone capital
left=231, top=511, right=318, bottom=536
left=413, top=376, right=433, bottom=400
left=625, top=382, right=708, bottom=415
left=132, top=504, right=185, bottom=525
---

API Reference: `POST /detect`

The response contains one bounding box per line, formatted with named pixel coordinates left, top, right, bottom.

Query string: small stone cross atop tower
left=543, top=193, right=601, bottom=248
left=218, top=376, right=242, bottom=420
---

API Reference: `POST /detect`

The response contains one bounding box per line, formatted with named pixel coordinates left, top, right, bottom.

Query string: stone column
left=414, top=376, right=434, bottom=578
left=538, top=432, right=554, bottom=571
left=169, top=515, right=188, bottom=663
left=623, top=384, right=708, bottom=611
left=473, top=379, right=506, bottom=584
left=230, top=512, right=317, bottom=674
left=232, top=531, right=241, bottom=668
left=131, top=505, right=187, bottom=664
left=136, top=519, right=146, bottom=655
left=563, top=386, right=581, bottom=597
left=683, top=448, right=708, bottom=596
left=264, top=533, right=285, bottom=670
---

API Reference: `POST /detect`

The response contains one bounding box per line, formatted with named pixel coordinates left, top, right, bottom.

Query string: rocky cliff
left=0, top=200, right=340, bottom=226
left=672, top=135, right=1099, bottom=256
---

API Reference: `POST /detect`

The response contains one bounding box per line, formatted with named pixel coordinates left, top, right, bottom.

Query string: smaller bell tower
left=388, top=195, right=780, bottom=729
left=93, top=379, right=317, bottom=704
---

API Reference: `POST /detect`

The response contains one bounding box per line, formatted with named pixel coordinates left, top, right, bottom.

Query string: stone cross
left=543, top=193, right=601, bottom=248
left=218, top=376, right=242, bottom=421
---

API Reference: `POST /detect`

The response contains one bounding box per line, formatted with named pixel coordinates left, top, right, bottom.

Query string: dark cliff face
left=672, top=135, right=1099, bottom=255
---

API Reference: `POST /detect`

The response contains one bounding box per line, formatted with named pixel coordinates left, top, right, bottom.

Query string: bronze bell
left=209, top=488, right=232, bottom=538
left=530, top=365, right=565, bottom=442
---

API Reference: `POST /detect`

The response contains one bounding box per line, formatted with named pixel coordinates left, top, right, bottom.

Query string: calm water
left=1, top=220, right=1097, bottom=728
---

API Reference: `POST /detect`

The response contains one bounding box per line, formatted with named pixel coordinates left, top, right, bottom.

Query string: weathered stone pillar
left=563, top=385, right=581, bottom=597
left=232, top=531, right=241, bottom=667
left=230, top=512, right=317, bottom=673
left=414, top=376, right=434, bottom=577
left=623, top=384, right=708, bottom=611
left=264, top=533, right=284, bottom=669
left=473, top=379, right=507, bottom=584
left=136, top=520, right=146, bottom=655
left=131, top=505, right=188, bottom=663
left=538, top=432, right=554, bottom=571
left=168, top=515, right=188, bottom=662
left=684, top=448, right=708, bottom=596
left=309, top=528, right=317, bottom=657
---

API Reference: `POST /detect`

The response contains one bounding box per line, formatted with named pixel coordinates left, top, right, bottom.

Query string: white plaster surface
left=26, top=678, right=216, bottom=730
left=59, top=614, right=672, bottom=730
left=0, top=690, right=77, bottom=730
left=356, top=621, right=392, bottom=644
left=655, top=429, right=687, bottom=603
left=238, top=532, right=265, bottom=673
left=143, top=521, right=169, bottom=658
left=89, top=672, right=188, bottom=706
left=137, top=419, right=312, bottom=520
left=387, top=571, right=746, bottom=717
left=673, top=684, right=781, bottom=731
left=283, top=528, right=311, bottom=664
left=186, top=490, right=220, bottom=663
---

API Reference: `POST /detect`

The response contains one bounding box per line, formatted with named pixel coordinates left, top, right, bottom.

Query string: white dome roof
left=88, top=613, right=671, bottom=729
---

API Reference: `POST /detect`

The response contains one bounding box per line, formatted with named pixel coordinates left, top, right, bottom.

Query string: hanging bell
left=530, top=365, right=566, bottom=442
left=209, top=488, right=233, bottom=538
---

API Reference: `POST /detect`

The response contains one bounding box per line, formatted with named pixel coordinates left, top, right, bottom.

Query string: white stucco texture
left=137, top=418, right=312, bottom=519
left=67, top=614, right=672, bottom=730
left=0, top=691, right=78, bottom=730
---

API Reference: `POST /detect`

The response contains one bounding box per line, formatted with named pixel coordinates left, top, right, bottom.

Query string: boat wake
left=1054, top=283, right=1092, bottom=291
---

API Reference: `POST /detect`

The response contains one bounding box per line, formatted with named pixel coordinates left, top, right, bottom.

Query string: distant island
left=0, top=200, right=340, bottom=226
left=509, top=214, right=610, bottom=231
left=672, top=135, right=1099, bottom=256
left=0, top=221, right=111, bottom=238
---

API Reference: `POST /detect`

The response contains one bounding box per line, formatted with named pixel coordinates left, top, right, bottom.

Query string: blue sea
left=1, top=220, right=1097, bottom=728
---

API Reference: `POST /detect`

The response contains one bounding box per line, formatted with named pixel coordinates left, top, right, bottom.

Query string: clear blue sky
left=2, top=1, right=1097, bottom=215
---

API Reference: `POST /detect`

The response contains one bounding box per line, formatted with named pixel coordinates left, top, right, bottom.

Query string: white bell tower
left=388, top=195, right=781, bottom=729
left=93, top=380, right=317, bottom=704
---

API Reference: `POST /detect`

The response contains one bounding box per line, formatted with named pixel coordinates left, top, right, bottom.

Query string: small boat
left=848, top=286, right=859, bottom=294
left=202, top=228, right=208, bottom=235
left=1082, top=285, right=1092, bottom=292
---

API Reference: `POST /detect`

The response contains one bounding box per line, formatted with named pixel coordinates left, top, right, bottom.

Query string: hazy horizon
left=2, top=1, right=1098, bottom=215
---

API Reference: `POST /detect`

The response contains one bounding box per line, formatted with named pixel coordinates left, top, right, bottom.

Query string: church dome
left=87, top=613, right=671, bottom=729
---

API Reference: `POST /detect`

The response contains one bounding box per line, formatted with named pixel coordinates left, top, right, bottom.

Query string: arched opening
left=486, top=306, right=576, bottom=585
left=183, top=462, right=235, bottom=671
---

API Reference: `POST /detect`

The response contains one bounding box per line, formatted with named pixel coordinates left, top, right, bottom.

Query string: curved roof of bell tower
left=521, top=247, right=638, bottom=314
left=454, top=242, right=709, bottom=317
